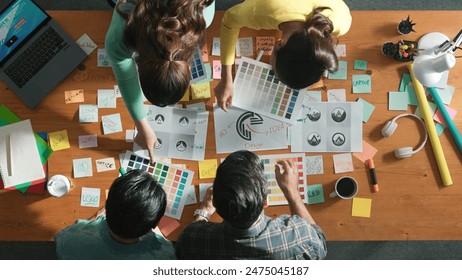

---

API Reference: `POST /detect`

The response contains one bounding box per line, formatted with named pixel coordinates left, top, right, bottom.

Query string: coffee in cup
left=329, top=176, right=358, bottom=199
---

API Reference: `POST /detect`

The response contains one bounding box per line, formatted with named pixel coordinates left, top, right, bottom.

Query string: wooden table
left=0, top=10, right=461, bottom=242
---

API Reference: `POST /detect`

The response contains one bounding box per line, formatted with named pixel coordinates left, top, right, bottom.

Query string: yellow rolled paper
left=408, top=64, right=453, bottom=186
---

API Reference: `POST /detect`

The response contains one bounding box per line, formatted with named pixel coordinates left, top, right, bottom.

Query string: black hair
left=213, top=150, right=268, bottom=229
left=105, top=169, right=166, bottom=239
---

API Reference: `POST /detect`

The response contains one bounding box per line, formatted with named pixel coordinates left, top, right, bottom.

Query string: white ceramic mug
left=47, top=174, right=72, bottom=197
left=329, top=176, right=358, bottom=199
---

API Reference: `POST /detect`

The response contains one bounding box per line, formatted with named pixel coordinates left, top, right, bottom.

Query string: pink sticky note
left=352, top=140, right=378, bottom=163
left=212, top=60, right=222, bottom=80
left=158, top=216, right=180, bottom=237
left=433, top=105, right=457, bottom=127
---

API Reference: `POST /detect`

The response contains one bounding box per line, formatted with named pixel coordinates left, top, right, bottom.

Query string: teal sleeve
left=105, top=8, right=146, bottom=121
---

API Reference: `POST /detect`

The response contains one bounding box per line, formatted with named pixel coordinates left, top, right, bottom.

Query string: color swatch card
left=232, top=57, right=307, bottom=124
left=121, top=151, right=193, bottom=220
left=292, top=102, right=363, bottom=152
left=260, top=153, right=307, bottom=206
left=213, top=104, right=288, bottom=154
left=133, top=105, right=208, bottom=161
left=190, top=45, right=207, bottom=84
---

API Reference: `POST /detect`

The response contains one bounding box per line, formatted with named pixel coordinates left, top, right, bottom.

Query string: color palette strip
left=190, top=45, right=207, bottom=84
left=260, top=153, right=307, bottom=206
left=121, top=151, right=193, bottom=220
left=232, top=57, right=307, bottom=124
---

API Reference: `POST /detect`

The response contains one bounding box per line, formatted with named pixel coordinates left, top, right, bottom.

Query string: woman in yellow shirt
left=215, top=0, right=352, bottom=111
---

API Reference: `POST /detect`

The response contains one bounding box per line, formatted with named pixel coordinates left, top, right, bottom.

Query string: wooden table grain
left=0, top=11, right=461, bottom=241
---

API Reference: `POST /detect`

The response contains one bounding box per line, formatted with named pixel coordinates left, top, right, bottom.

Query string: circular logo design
left=332, top=133, right=346, bottom=146
left=331, top=107, right=346, bottom=122
left=155, top=114, right=165, bottom=124
left=307, top=107, right=321, bottom=121
left=307, top=132, right=322, bottom=146
left=176, top=140, right=187, bottom=152
left=154, top=138, right=163, bottom=149
left=179, top=116, right=189, bottom=127
left=236, top=111, right=264, bottom=141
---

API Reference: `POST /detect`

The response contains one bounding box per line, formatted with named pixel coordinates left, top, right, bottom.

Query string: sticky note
left=211, top=37, right=220, bottom=56
left=352, top=140, right=378, bottom=163
left=256, top=36, right=275, bottom=56
left=73, top=158, right=93, bottom=178
left=434, top=105, right=457, bottom=127
left=199, top=159, right=218, bottom=179
left=352, top=74, right=372, bottom=93
left=333, top=153, right=354, bottom=174
left=114, top=85, right=121, bottom=98
left=334, top=44, right=346, bottom=57
left=352, top=197, right=372, bottom=218
left=389, top=91, right=408, bottom=110
left=49, top=130, right=70, bottom=151
left=199, top=183, right=213, bottom=202
left=436, top=122, right=445, bottom=136
left=406, top=85, right=419, bottom=106
left=64, top=89, right=84, bottom=104
left=354, top=59, right=368, bottom=70
left=184, top=184, right=197, bottom=205
left=434, top=85, right=455, bottom=105
left=305, top=91, right=322, bottom=102
left=76, top=33, right=97, bottom=55
left=201, top=43, right=209, bottom=62
left=125, top=129, right=135, bottom=142
left=327, top=89, right=346, bottom=102
left=236, top=37, right=253, bottom=57
left=203, top=63, right=213, bottom=83
left=158, top=216, right=181, bottom=237
left=79, top=104, right=98, bottom=123
left=80, top=187, right=100, bottom=208
left=307, top=184, right=325, bottom=204
left=212, top=60, right=222, bottom=79
left=399, top=73, right=412, bottom=92
left=97, top=89, right=117, bottom=108
left=102, top=113, right=123, bottom=135
left=78, top=134, right=98, bottom=148
left=306, top=155, right=324, bottom=175
left=95, top=157, right=116, bottom=172
left=191, top=82, right=211, bottom=99
left=328, top=61, right=347, bottom=80
left=180, top=88, right=190, bottom=102
left=414, top=102, right=437, bottom=119
left=187, top=102, right=206, bottom=112
left=356, top=98, right=375, bottom=123
left=97, top=48, right=111, bottom=67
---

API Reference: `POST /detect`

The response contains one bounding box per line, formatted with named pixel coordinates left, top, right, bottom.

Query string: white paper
left=80, top=187, right=101, bottom=208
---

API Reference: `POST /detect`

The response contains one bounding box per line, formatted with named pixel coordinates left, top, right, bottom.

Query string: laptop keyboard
left=5, top=27, right=68, bottom=88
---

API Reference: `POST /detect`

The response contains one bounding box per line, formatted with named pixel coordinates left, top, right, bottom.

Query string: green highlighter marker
left=119, top=167, right=126, bottom=175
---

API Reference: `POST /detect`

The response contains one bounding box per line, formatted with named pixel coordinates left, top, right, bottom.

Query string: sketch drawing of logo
left=176, top=140, right=187, bottom=152
left=155, top=114, right=165, bottom=124
left=179, top=116, right=189, bottom=127
left=236, top=111, right=264, bottom=141
left=307, top=132, right=321, bottom=146
left=332, top=133, right=346, bottom=146
left=307, top=107, right=321, bottom=121
left=154, top=138, right=163, bottom=149
left=331, top=107, right=346, bottom=122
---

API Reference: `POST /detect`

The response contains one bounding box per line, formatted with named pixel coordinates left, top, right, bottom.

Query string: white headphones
left=381, top=113, right=428, bottom=158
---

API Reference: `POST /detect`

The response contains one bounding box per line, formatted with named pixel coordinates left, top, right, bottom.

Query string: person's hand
left=275, top=160, right=301, bottom=202
left=134, top=118, right=157, bottom=163
left=214, top=64, right=234, bottom=112
left=195, top=186, right=216, bottom=222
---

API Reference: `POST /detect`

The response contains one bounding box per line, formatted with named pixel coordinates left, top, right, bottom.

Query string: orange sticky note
left=158, top=216, right=180, bottom=237
left=180, top=88, right=190, bottom=102
left=199, top=159, right=218, bottom=179
left=64, top=89, right=84, bottom=104
left=352, top=140, right=378, bottom=163
left=256, top=36, right=275, bottom=56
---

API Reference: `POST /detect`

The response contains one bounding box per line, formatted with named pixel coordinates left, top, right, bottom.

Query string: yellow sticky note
left=352, top=197, right=372, bottom=218
left=191, top=82, right=211, bottom=100
left=198, top=159, right=218, bottom=179
left=180, top=88, right=190, bottom=102
left=49, top=130, right=71, bottom=151
left=64, top=89, right=84, bottom=104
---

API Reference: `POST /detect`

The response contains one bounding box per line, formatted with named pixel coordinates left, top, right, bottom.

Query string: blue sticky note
left=414, top=101, right=437, bottom=118
left=307, top=184, right=325, bottom=204
left=305, top=91, right=322, bottom=102
left=328, top=61, right=347, bottom=80
left=405, top=85, right=419, bottom=106
left=73, top=158, right=93, bottom=178
left=389, top=91, right=408, bottom=110
left=352, top=74, right=372, bottom=93
left=399, top=73, right=411, bottom=92
left=102, top=113, right=123, bottom=134
left=79, top=104, right=98, bottom=123
left=97, top=89, right=117, bottom=108
left=354, top=59, right=368, bottom=70
left=357, top=98, right=375, bottom=122
left=436, top=122, right=445, bottom=136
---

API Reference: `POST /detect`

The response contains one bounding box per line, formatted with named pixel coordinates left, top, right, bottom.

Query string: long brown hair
left=116, top=0, right=214, bottom=106
left=275, top=7, right=338, bottom=89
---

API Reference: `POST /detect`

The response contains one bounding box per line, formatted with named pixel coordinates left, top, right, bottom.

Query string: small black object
left=397, top=15, right=416, bottom=35
left=382, top=40, right=418, bottom=62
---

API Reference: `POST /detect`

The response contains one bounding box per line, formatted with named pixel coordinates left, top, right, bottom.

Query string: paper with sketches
left=80, top=187, right=100, bottom=208
left=327, top=89, right=346, bottom=102
left=328, top=61, right=347, bottom=80
left=78, top=134, right=98, bottom=148
left=73, top=158, right=93, bottom=178
left=354, top=59, right=368, bottom=70
left=102, top=113, right=123, bottom=134
left=256, top=36, right=275, bottom=56
left=97, top=48, right=111, bottom=67
left=97, top=89, right=117, bottom=108
left=305, top=91, right=322, bottom=102
left=79, top=104, right=98, bottom=123
left=95, top=157, right=116, bottom=172
left=352, top=74, right=372, bottom=93
left=213, top=105, right=288, bottom=154
left=305, top=155, right=324, bottom=175
left=333, top=153, right=354, bottom=173
left=76, top=33, right=97, bottom=55
left=236, top=37, right=253, bottom=57
left=212, top=37, right=220, bottom=56
left=65, top=89, right=84, bottom=104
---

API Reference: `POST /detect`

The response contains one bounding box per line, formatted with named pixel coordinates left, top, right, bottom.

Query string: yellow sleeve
left=317, top=0, right=352, bottom=36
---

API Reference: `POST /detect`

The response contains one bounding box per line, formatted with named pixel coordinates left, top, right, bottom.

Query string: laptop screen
left=0, top=0, right=48, bottom=64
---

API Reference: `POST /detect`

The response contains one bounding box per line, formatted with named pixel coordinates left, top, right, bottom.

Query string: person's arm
left=193, top=186, right=216, bottom=222
left=275, top=160, right=316, bottom=224
left=214, top=64, right=234, bottom=111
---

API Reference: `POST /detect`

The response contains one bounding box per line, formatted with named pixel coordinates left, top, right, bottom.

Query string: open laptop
left=0, top=0, right=86, bottom=109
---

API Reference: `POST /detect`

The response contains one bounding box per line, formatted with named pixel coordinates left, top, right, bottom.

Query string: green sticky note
left=357, top=98, right=375, bottom=122
left=389, top=91, right=408, bottom=110
left=352, top=74, right=371, bottom=93
left=436, top=122, right=445, bottom=136
left=307, top=184, right=325, bottom=204
left=328, top=61, right=347, bottom=80
left=414, top=101, right=437, bottom=118
left=405, top=85, right=419, bottom=106
left=399, top=73, right=411, bottom=92
left=354, top=59, right=368, bottom=70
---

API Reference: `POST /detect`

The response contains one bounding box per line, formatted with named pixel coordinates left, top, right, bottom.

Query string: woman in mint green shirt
left=105, top=0, right=215, bottom=161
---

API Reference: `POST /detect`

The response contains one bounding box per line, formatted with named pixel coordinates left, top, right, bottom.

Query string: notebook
left=0, top=0, right=87, bottom=109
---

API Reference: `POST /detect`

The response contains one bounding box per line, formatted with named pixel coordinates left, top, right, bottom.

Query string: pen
left=256, top=49, right=265, bottom=61
left=119, top=167, right=126, bottom=175
left=366, top=158, right=379, bottom=192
